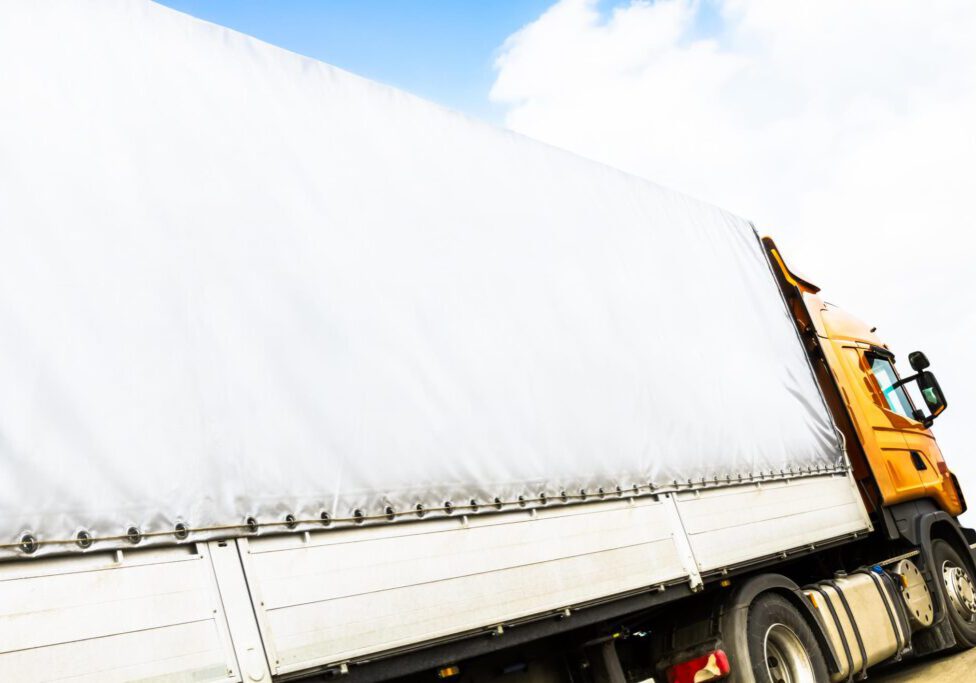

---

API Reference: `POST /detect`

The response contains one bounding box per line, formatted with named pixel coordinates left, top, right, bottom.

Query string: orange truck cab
left=763, top=237, right=964, bottom=522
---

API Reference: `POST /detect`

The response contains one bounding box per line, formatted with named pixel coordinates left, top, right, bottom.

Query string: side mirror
left=897, top=351, right=947, bottom=427
left=909, top=351, right=930, bottom=372
left=917, top=370, right=947, bottom=421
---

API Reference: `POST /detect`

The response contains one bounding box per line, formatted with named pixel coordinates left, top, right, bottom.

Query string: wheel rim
left=763, top=623, right=816, bottom=683
left=942, top=560, right=976, bottom=623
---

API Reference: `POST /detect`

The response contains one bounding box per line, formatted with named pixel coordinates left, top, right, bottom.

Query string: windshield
left=869, top=355, right=915, bottom=419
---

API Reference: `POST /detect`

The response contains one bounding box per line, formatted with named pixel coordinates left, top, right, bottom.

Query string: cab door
left=860, top=350, right=954, bottom=502
left=837, top=348, right=924, bottom=504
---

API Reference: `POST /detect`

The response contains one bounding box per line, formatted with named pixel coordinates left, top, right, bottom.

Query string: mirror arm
left=893, top=373, right=918, bottom=389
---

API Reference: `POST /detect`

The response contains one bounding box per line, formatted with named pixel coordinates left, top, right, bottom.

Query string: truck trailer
left=0, top=2, right=972, bottom=683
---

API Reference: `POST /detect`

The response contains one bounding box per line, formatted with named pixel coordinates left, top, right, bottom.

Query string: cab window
left=868, top=354, right=914, bottom=419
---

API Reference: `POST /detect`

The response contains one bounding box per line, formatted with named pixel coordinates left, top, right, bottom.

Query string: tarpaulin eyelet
left=126, top=526, right=142, bottom=544
left=76, top=530, right=93, bottom=549
left=246, top=516, right=259, bottom=533
left=174, top=522, right=189, bottom=540
left=285, top=514, right=297, bottom=529
left=20, top=533, right=38, bottom=554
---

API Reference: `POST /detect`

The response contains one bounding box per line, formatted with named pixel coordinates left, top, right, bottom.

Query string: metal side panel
left=675, top=473, right=872, bottom=573
left=238, top=497, right=692, bottom=675
left=0, top=545, right=241, bottom=682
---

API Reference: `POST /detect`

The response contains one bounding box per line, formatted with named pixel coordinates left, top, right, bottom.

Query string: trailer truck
left=0, top=2, right=973, bottom=682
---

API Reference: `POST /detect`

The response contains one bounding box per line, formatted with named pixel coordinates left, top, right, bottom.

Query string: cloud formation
left=492, top=0, right=976, bottom=494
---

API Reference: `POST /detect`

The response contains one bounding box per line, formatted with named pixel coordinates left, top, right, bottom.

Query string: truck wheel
left=933, top=538, right=976, bottom=649
left=746, top=593, right=828, bottom=683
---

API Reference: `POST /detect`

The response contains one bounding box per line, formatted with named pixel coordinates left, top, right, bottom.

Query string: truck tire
left=932, top=538, right=976, bottom=650
left=746, top=593, right=828, bottom=683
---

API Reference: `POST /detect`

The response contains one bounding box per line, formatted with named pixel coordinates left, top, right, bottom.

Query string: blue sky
left=155, top=0, right=555, bottom=122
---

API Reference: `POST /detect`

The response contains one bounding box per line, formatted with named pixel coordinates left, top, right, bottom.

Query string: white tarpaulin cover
left=0, top=0, right=845, bottom=556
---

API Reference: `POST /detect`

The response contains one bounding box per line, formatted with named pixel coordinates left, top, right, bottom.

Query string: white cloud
left=492, top=0, right=976, bottom=501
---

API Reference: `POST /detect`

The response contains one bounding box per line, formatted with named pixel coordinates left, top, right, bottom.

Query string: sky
left=156, top=0, right=976, bottom=503
left=154, top=0, right=553, bottom=121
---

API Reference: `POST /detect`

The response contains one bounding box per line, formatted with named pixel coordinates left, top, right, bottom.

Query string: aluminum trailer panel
left=0, top=472, right=869, bottom=681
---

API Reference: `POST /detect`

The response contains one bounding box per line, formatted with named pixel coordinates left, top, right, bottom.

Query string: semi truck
left=0, top=2, right=972, bottom=683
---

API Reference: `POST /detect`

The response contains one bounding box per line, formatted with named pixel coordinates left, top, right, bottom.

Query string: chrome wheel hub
left=942, top=561, right=976, bottom=623
left=763, top=623, right=815, bottom=683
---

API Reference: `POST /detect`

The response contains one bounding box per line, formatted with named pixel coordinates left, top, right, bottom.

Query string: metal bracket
left=662, top=494, right=703, bottom=591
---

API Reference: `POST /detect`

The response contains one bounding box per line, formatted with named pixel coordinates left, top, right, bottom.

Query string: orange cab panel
left=809, top=297, right=962, bottom=516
